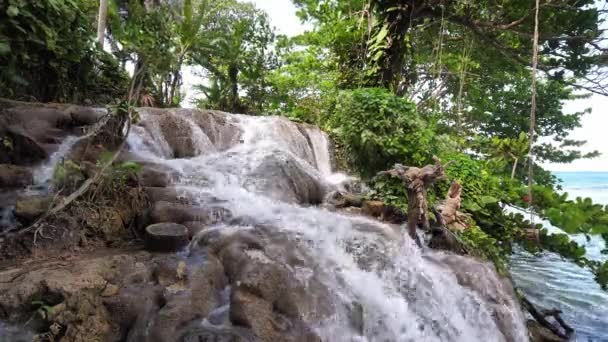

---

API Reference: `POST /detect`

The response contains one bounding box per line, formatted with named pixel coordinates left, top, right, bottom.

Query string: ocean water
left=510, top=172, right=608, bottom=341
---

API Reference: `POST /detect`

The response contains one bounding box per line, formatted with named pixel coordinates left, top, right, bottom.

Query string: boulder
left=428, top=226, right=468, bottom=255
left=527, top=320, right=568, bottom=342
left=143, top=187, right=191, bottom=205
left=325, top=191, right=363, bottom=208
left=0, top=126, right=47, bottom=165
left=147, top=201, right=232, bottom=226
left=67, top=106, right=106, bottom=126
left=438, top=254, right=529, bottom=342
left=138, top=163, right=179, bottom=188
left=361, top=200, right=406, bottom=224
left=205, top=231, right=331, bottom=342
left=157, top=112, right=207, bottom=158
left=189, top=109, right=242, bottom=150
left=144, top=223, right=190, bottom=252
left=14, top=195, right=54, bottom=223
left=245, top=152, right=326, bottom=205
left=0, top=164, right=33, bottom=188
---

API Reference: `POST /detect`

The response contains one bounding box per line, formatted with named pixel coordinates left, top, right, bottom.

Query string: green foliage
left=53, top=159, right=84, bottom=191
left=539, top=230, right=587, bottom=263
left=367, top=174, right=408, bottom=209
left=329, top=88, right=436, bottom=177
left=523, top=185, right=608, bottom=236
left=0, top=0, right=128, bottom=103
left=458, top=225, right=507, bottom=274
left=192, top=0, right=276, bottom=113
left=594, top=261, right=608, bottom=290
left=31, top=300, right=55, bottom=320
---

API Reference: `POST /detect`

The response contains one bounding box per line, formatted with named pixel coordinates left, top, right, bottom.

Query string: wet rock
left=325, top=191, right=363, bottom=208
left=14, top=195, right=54, bottom=223
left=145, top=223, right=190, bottom=252
left=438, top=254, right=528, bottom=342
left=0, top=126, right=48, bottom=165
left=361, top=200, right=406, bottom=224
left=178, top=322, right=253, bottom=342
left=190, top=109, right=243, bottom=150
left=246, top=152, right=327, bottom=205
left=148, top=201, right=232, bottom=226
left=0, top=164, right=33, bottom=188
left=143, top=187, right=191, bottom=205
left=157, top=112, right=210, bottom=158
left=182, top=221, right=207, bottom=239
left=139, top=163, right=179, bottom=187
left=527, top=320, right=567, bottom=342
left=428, top=226, right=468, bottom=255
left=207, top=231, right=331, bottom=342
left=66, top=106, right=106, bottom=126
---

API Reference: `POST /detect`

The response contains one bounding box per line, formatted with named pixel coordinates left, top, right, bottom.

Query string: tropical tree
left=192, top=0, right=275, bottom=113
left=97, top=0, right=109, bottom=44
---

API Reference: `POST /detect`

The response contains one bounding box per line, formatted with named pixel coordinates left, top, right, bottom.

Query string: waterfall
left=305, top=126, right=333, bottom=176
left=124, top=110, right=528, bottom=341
left=32, top=135, right=83, bottom=188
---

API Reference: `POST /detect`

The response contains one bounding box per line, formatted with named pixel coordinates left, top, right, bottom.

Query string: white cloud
left=543, top=95, right=608, bottom=171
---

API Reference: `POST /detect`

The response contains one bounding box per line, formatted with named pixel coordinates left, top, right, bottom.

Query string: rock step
left=144, top=223, right=189, bottom=252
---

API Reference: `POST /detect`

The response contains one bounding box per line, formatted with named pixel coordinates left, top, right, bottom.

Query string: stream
left=510, top=172, right=608, bottom=341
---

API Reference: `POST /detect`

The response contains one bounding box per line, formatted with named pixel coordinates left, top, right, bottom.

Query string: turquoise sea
left=510, top=172, right=608, bottom=342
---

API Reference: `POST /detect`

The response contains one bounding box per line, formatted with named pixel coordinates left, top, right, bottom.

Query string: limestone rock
left=147, top=201, right=232, bottom=226
left=14, top=195, right=54, bottom=223
left=245, top=152, right=327, bottom=205
left=0, top=164, right=33, bottom=188
left=0, top=126, right=47, bottom=165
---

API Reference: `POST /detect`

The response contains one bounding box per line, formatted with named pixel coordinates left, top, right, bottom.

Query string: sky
left=186, top=0, right=608, bottom=171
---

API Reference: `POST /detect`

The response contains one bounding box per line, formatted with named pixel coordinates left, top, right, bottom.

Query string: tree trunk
left=228, top=64, right=239, bottom=112
left=97, top=0, right=109, bottom=45
left=376, top=10, right=410, bottom=93
left=168, top=54, right=185, bottom=107
left=511, top=157, right=518, bottom=180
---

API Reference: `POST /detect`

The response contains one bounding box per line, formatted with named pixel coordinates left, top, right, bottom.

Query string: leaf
left=7, top=5, right=19, bottom=17
left=480, top=195, right=499, bottom=205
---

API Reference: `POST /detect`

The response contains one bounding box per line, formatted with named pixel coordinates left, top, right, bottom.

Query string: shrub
left=328, top=88, right=436, bottom=177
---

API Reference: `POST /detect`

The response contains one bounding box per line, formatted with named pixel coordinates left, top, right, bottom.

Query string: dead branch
left=378, top=156, right=447, bottom=245
left=521, top=295, right=574, bottom=340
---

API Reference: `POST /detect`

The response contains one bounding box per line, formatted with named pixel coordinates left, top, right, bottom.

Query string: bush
left=0, top=0, right=128, bottom=103
left=328, top=88, right=436, bottom=177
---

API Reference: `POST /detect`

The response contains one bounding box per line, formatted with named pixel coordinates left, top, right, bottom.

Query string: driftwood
left=438, top=181, right=468, bottom=231
left=379, top=157, right=449, bottom=245
left=521, top=295, right=574, bottom=340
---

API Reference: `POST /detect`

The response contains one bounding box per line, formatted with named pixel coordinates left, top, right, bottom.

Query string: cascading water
left=32, top=135, right=83, bottom=189
left=128, top=109, right=528, bottom=342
